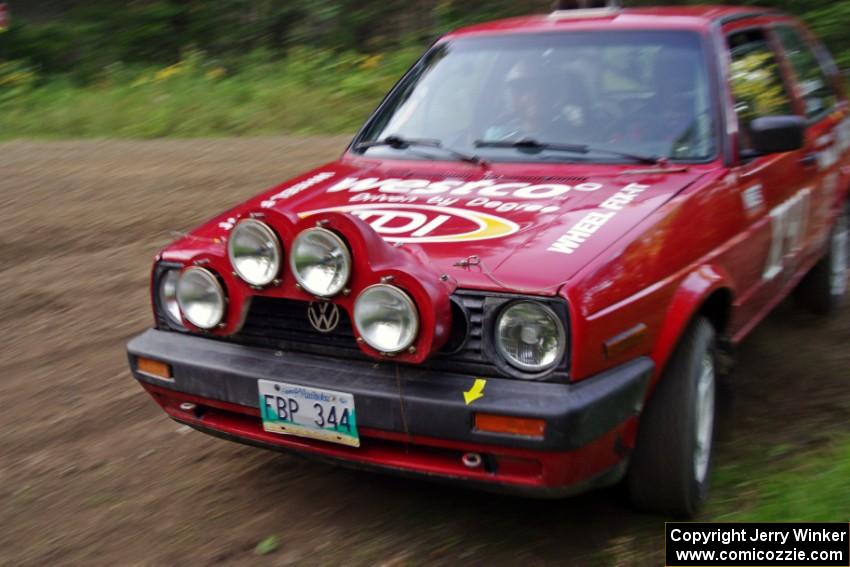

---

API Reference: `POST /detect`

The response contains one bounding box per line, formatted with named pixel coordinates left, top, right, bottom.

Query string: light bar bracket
left=550, top=0, right=622, bottom=19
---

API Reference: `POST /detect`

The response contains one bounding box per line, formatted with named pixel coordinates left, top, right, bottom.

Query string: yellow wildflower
left=359, top=54, right=383, bottom=71
left=206, top=67, right=226, bottom=80
left=154, top=63, right=184, bottom=82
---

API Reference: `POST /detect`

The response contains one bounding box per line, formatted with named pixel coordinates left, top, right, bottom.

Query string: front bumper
left=128, top=329, right=653, bottom=496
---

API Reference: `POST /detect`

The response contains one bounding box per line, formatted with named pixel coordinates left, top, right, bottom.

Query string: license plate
left=258, top=380, right=359, bottom=447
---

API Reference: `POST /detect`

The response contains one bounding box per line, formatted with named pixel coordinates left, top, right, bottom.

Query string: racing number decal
left=763, top=188, right=811, bottom=281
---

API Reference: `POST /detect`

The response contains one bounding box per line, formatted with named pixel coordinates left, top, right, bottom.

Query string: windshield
left=355, top=30, right=716, bottom=164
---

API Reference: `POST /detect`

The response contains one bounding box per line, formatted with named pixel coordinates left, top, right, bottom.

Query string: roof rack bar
left=549, top=0, right=622, bottom=19
left=551, top=0, right=621, bottom=10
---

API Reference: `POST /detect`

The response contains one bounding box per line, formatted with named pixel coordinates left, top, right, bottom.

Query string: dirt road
left=1, top=138, right=848, bottom=566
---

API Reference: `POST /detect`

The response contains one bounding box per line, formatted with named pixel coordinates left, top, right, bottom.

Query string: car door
left=723, top=26, right=809, bottom=332
left=771, top=23, right=847, bottom=269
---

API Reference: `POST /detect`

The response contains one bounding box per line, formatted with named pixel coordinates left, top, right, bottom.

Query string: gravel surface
left=1, top=138, right=848, bottom=566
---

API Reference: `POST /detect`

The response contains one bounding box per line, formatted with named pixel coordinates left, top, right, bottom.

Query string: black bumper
left=127, top=329, right=653, bottom=451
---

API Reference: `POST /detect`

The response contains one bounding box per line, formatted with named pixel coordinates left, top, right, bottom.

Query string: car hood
left=207, top=158, right=709, bottom=295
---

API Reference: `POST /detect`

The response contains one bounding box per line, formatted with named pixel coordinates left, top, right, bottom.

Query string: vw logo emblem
left=307, top=301, right=340, bottom=333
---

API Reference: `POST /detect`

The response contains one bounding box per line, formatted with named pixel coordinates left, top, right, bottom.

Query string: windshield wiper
left=474, top=138, right=662, bottom=166
left=354, top=135, right=488, bottom=167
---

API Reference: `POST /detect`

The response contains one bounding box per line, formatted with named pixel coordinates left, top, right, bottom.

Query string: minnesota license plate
left=258, top=380, right=359, bottom=447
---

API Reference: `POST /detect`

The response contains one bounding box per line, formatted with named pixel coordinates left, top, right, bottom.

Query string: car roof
left=443, top=5, right=782, bottom=39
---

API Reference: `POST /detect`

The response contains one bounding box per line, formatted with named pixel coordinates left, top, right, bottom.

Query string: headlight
left=495, top=301, right=565, bottom=373
left=290, top=227, right=351, bottom=297
left=228, top=219, right=281, bottom=286
left=353, top=284, right=419, bottom=353
left=158, top=269, right=183, bottom=327
left=176, top=267, right=226, bottom=329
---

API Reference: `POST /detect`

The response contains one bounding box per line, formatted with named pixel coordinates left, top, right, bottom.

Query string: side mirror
left=746, top=115, right=806, bottom=156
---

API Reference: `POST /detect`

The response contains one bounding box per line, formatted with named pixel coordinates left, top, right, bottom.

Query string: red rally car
left=127, top=3, right=850, bottom=516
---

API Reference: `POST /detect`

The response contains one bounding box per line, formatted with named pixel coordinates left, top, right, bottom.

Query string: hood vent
left=505, top=175, right=589, bottom=184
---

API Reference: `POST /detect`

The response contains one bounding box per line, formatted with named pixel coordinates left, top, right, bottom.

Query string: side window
left=774, top=26, right=838, bottom=120
left=727, top=29, right=795, bottom=152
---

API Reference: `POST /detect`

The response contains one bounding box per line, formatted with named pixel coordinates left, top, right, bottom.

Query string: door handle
left=800, top=153, right=818, bottom=168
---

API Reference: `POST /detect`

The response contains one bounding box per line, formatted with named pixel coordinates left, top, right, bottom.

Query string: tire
left=627, top=317, right=717, bottom=517
left=795, top=202, right=850, bottom=316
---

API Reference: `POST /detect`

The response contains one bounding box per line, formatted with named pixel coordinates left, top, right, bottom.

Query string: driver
left=484, top=61, right=579, bottom=142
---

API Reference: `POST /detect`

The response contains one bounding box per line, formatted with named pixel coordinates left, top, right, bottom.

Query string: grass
left=599, top=438, right=850, bottom=565
left=710, top=436, right=850, bottom=521
left=0, top=49, right=419, bottom=140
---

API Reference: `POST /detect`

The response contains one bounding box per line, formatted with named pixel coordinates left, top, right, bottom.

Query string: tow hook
left=461, top=452, right=483, bottom=469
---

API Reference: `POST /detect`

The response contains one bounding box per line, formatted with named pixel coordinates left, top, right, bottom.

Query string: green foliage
left=803, top=2, right=850, bottom=69
left=729, top=50, right=793, bottom=126
left=435, top=0, right=549, bottom=33
left=3, top=1, right=849, bottom=85
left=0, top=1, right=552, bottom=81
left=0, top=47, right=419, bottom=139
left=2, top=0, right=850, bottom=140
left=0, top=59, right=37, bottom=103
left=711, top=438, right=850, bottom=521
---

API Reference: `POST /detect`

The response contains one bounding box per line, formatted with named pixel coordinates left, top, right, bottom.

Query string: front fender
left=649, top=264, right=734, bottom=387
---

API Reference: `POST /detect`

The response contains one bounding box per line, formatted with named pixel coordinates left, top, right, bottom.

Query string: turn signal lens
left=474, top=413, right=545, bottom=439
left=137, top=357, right=172, bottom=380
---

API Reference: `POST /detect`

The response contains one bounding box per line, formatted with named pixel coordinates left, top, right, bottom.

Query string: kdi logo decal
left=299, top=204, right=519, bottom=243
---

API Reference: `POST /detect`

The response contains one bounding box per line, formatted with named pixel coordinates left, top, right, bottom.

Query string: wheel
left=627, top=317, right=717, bottom=517
left=795, top=202, right=849, bottom=316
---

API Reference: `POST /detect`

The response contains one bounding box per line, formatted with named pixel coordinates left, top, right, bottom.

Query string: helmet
left=506, top=60, right=548, bottom=87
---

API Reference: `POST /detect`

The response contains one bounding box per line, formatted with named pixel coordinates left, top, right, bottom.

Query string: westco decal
left=326, top=176, right=603, bottom=199
left=298, top=204, right=520, bottom=243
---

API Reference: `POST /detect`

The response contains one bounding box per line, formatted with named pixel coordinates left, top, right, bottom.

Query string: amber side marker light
left=603, top=323, right=647, bottom=360
left=137, top=357, right=172, bottom=380
left=474, top=413, right=546, bottom=439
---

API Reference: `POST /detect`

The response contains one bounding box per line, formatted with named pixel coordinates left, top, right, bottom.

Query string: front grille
left=233, top=296, right=362, bottom=357
left=225, top=291, right=505, bottom=378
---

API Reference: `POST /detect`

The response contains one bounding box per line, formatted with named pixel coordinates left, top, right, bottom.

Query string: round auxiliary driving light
left=176, top=267, right=226, bottom=330
left=158, top=269, right=183, bottom=327
left=354, top=284, right=419, bottom=353
left=228, top=219, right=281, bottom=286
left=290, top=227, right=351, bottom=297
left=496, top=301, right=566, bottom=373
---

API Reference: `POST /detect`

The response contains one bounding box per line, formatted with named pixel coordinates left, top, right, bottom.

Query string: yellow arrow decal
left=463, top=378, right=486, bottom=405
